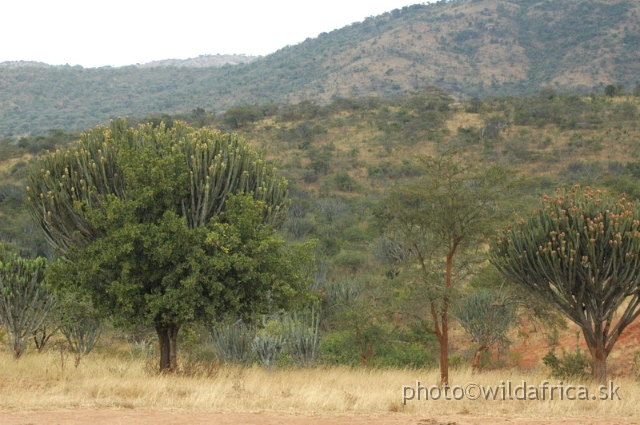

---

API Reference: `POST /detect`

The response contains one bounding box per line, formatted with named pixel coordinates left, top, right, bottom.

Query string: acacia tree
left=27, top=118, right=312, bottom=371
left=385, top=153, right=504, bottom=385
left=491, top=186, right=640, bottom=383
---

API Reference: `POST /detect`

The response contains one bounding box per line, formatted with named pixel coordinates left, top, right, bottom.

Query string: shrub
left=542, top=348, right=593, bottom=380
left=285, top=218, right=315, bottom=239
left=280, top=308, right=321, bottom=367
left=251, top=332, right=284, bottom=368
left=60, top=317, right=103, bottom=367
left=334, top=172, right=357, bottom=192
left=333, top=250, right=367, bottom=273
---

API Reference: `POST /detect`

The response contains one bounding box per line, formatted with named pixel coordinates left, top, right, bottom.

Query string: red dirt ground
left=511, top=316, right=640, bottom=374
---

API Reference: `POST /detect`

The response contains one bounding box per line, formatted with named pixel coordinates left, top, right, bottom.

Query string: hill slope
left=0, top=0, right=638, bottom=137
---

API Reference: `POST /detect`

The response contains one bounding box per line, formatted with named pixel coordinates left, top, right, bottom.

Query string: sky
left=2, top=1, right=430, bottom=68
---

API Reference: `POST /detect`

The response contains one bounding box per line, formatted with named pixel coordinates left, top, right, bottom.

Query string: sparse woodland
left=2, top=87, right=640, bottom=385
left=1, top=0, right=640, bottom=417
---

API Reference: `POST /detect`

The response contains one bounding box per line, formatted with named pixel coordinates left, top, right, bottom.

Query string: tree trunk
left=439, top=325, right=449, bottom=386
left=591, top=343, right=608, bottom=385
left=12, top=345, right=24, bottom=359
left=11, top=334, right=24, bottom=359
left=471, top=344, right=488, bottom=374
left=582, top=324, right=608, bottom=385
left=438, top=246, right=457, bottom=387
left=430, top=299, right=449, bottom=387
left=156, top=324, right=180, bottom=372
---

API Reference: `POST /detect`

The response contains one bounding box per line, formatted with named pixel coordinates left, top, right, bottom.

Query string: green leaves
left=492, top=186, right=640, bottom=321
left=385, top=152, right=505, bottom=290
left=453, top=289, right=515, bottom=349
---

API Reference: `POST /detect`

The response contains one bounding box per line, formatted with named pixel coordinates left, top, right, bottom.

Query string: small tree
left=0, top=248, right=55, bottom=358
left=385, top=153, right=504, bottom=385
left=453, top=289, right=515, bottom=373
left=61, top=316, right=102, bottom=367
left=492, top=186, right=640, bottom=383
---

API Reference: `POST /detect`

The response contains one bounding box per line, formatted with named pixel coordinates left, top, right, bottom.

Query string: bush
left=333, top=250, right=367, bottom=273
left=251, top=332, right=284, bottom=368
left=283, top=308, right=321, bottom=367
left=285, top=218, right=315, bottom=239
left=60, top=317, right=103, bottom=367
left=542, top=348, right=593, bottom=380
left=320, top=327, right=434, bottom=368
left=334, top=172, right=357, bottom=192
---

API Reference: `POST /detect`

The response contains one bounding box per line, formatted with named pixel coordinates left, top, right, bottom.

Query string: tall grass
left=0, top=350, right=637, bottom=418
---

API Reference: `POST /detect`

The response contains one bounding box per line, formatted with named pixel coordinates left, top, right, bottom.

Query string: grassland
left=0, top=349, right=637, bottom=419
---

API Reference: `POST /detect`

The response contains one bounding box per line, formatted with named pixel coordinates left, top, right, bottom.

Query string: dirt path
left=0, top=410, right=637, bottom=425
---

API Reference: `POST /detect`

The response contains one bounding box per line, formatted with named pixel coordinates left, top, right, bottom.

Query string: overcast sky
left=2, top=1, right=430, bottom=68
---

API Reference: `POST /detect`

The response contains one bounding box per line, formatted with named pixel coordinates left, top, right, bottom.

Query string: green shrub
left=333, top=250, right=366, bottom=273
left=209, top=323, right=256, bottom=365
left=334, top=171, right=357, bottom=192
left=542, top=348, right=593, bottom=380
left=319, top=326, right=434, bottom=368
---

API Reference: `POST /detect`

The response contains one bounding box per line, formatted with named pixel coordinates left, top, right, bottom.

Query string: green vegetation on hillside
left=1, top=0, right=639, bottom=138
left=1, top=86, right=640, bottom=372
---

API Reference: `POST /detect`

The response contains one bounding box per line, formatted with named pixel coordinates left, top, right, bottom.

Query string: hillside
left=135, top=54, right=260, bottom=68
left=1, top=88, right=640, bottom=374
left=3, top=89, right=640, bottom=256
left=0, top=0, right=638, bottom=138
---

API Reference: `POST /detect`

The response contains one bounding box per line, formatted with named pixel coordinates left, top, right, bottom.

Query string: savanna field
left=0, top=329, right=638, bottom=424
left=3, top=1, right=640, bottom=424
left=0, top=90, right=640, bottom=424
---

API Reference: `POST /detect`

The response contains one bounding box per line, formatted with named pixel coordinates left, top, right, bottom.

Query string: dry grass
left=0, top=350, right=638, bottom=419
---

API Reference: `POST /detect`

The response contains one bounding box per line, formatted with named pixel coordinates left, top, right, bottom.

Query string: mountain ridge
left=0, top=54, right=261, bottom=70
left=1, top=0, right=638, bottom=137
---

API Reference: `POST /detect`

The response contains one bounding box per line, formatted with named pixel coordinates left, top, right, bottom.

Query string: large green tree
left=384, top=153, right=504, bottom=385
left=492, top=186, right=640, bottom=383
left=27, top=119, right=312, bottom=371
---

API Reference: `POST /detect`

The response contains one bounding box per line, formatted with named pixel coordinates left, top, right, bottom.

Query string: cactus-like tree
left=0, top=247, right=55, bottom=358
left=453, top=289, right=515, bottom=373
left=491, top=186, right=640, bottom=383
left=27, top=118, right=311, bottom=371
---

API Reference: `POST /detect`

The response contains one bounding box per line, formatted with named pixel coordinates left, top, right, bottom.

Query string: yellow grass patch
left=0, top=351, right=637, bottom=418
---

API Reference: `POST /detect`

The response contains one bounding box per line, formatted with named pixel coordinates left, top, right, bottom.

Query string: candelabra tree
left=491, top=186, right=640, bottom=383
left=453, top=289, right=515, bottom=373
left=0, top=247, right=55, bottom=358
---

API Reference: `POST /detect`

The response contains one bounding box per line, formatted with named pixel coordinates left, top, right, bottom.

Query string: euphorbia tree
left=491, top=186, right=640, bottom=383
left=453, top=289, right=515, bottom=373
left=27, top=118, right=312, bottom=371
left=0, top=247, right=55, bottom=358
